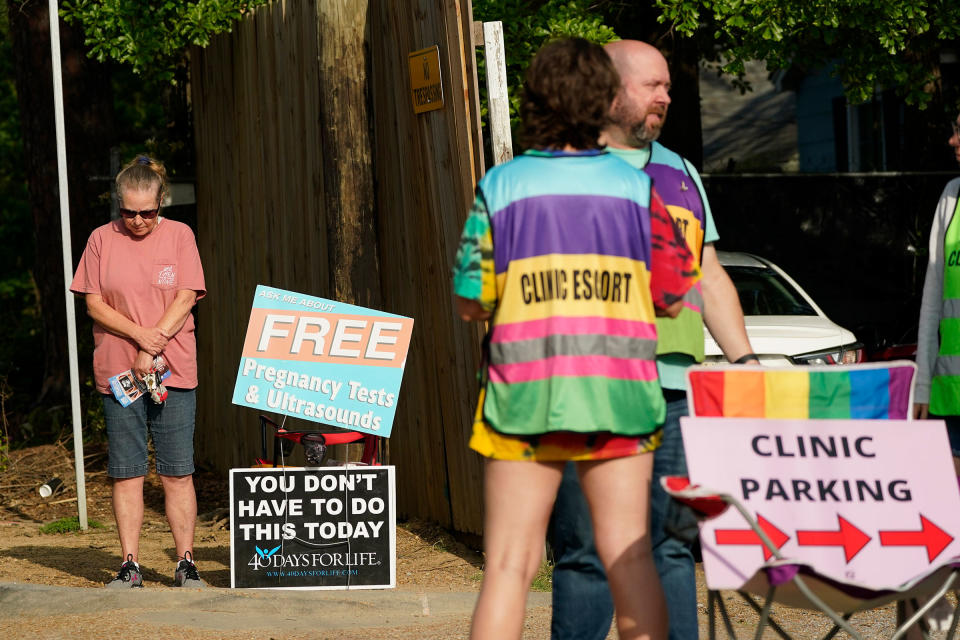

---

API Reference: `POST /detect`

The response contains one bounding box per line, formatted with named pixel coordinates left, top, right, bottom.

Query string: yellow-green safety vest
left=931, top=195, right=960, bottom=414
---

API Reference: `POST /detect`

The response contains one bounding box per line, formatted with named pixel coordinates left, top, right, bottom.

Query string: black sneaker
left=174, top=550, right=206, bottom=588
left=106, top=554, right=143, bottom=588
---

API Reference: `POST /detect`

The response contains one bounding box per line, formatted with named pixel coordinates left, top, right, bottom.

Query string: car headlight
left=791, top=343, right=864, bottom=365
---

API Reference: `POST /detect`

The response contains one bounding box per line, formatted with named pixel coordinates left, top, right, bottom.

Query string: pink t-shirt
left=70, top=218, right=206, bottom=393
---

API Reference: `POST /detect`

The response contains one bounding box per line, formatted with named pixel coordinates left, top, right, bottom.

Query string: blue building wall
left=796, top=67, right=844, bottom=172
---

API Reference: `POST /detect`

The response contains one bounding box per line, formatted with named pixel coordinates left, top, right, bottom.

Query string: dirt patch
left=0, top=442, right=483, bottom=591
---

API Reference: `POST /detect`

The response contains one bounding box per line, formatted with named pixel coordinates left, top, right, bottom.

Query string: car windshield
left=725, top=265, right=818, bottom=316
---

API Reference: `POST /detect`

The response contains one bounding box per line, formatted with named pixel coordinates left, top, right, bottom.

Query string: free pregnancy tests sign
left=232, top=285, right=414, bottom=437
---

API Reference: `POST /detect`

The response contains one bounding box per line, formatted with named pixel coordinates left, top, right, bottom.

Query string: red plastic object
left=663, top=476, right=729, bottom=518
left=258, top=414, right=380, bottom=466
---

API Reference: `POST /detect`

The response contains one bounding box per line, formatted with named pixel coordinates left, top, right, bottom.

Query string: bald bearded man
left=548, top=40, right=757, bottom=640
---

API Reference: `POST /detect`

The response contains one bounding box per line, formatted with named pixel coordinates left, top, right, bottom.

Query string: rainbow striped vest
left=643, top=142, right=707, bottom=361
left=477, top=150, right=665, bottom=437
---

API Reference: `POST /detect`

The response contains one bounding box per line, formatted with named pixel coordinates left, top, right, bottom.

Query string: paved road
left=0, top=581, right=553, bottom=638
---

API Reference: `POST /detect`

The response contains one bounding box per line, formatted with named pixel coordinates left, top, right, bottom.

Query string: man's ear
left=608, top=91, right=623, bottom=115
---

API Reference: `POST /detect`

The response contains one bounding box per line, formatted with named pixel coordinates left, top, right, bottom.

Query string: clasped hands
left=134, top=326, right=169, bottom=378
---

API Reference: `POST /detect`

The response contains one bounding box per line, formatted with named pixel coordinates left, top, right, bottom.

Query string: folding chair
left=666, top=361, right=960, bottom=640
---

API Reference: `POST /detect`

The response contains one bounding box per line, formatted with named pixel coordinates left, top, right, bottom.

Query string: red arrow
left=879, top=515, right=954, bottom=562
left=796, top=515, right=870, bottom=563
left=715, top=514, right=789, bottom=561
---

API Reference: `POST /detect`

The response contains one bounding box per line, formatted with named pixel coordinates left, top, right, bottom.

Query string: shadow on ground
left=0, top=541, right=233, bottom=587
left=0, top=546, right=167, bottom=585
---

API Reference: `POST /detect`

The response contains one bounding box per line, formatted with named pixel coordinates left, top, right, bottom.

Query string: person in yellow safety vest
left=915, top=113, right=960, bottom=476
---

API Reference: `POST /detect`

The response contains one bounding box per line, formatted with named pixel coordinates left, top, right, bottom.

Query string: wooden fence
left=191, top=0, right=487, bottom=533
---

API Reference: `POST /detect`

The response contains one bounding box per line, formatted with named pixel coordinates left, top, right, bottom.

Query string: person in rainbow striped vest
left=452, top=38, right=700, bottom=640
left=915, top=113, right=960, bottom=476
left=549, top=40, right=759, bottom=640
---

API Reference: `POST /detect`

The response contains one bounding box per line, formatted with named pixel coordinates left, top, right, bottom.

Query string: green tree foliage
left=61, top=0, right=270, bottom=83
left=2, top=0, right=218, bottom=445
left=473, top=0, right=618, bottom=133
left=656, top=0, right=960, bottom=107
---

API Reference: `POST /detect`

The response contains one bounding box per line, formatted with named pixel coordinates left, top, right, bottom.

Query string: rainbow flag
left=688, top=363, right=916, bottom=420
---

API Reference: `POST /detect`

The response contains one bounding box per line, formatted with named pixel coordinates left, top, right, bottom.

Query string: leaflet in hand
left=108, top=356, right=170, bottom=407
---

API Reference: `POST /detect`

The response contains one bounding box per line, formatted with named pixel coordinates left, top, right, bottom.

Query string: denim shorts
left=931, top=413, right=960, bottom=458
left=102, top=388, right=197, bottom=478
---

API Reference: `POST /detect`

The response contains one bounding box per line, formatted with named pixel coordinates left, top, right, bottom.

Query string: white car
left=703, top=252, right=862, bottom=365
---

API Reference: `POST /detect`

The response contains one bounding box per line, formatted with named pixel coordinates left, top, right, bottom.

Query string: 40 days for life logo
left=246, top=543, right=381, bottom=577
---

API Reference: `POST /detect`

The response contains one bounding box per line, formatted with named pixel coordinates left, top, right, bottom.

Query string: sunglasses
left=119, top=203, right=161, bottom=220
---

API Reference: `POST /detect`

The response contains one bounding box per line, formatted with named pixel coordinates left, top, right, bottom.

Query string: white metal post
left=48, top=0, right=88, bottom=530
left=482, top=21, right=512, bottom=165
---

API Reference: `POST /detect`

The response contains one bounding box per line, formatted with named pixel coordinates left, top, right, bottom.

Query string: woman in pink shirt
left=71, top=156, right=206, bottom=589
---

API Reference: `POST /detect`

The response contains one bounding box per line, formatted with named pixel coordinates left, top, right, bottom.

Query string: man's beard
left=626, top=110, right=666, bottom=147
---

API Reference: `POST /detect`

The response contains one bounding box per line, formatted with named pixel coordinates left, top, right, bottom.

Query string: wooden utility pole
left=317, top=2, right=381, bottom=309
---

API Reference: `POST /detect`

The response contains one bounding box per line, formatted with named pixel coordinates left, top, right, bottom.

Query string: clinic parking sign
left=681, top=417, right=960, bottom=590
